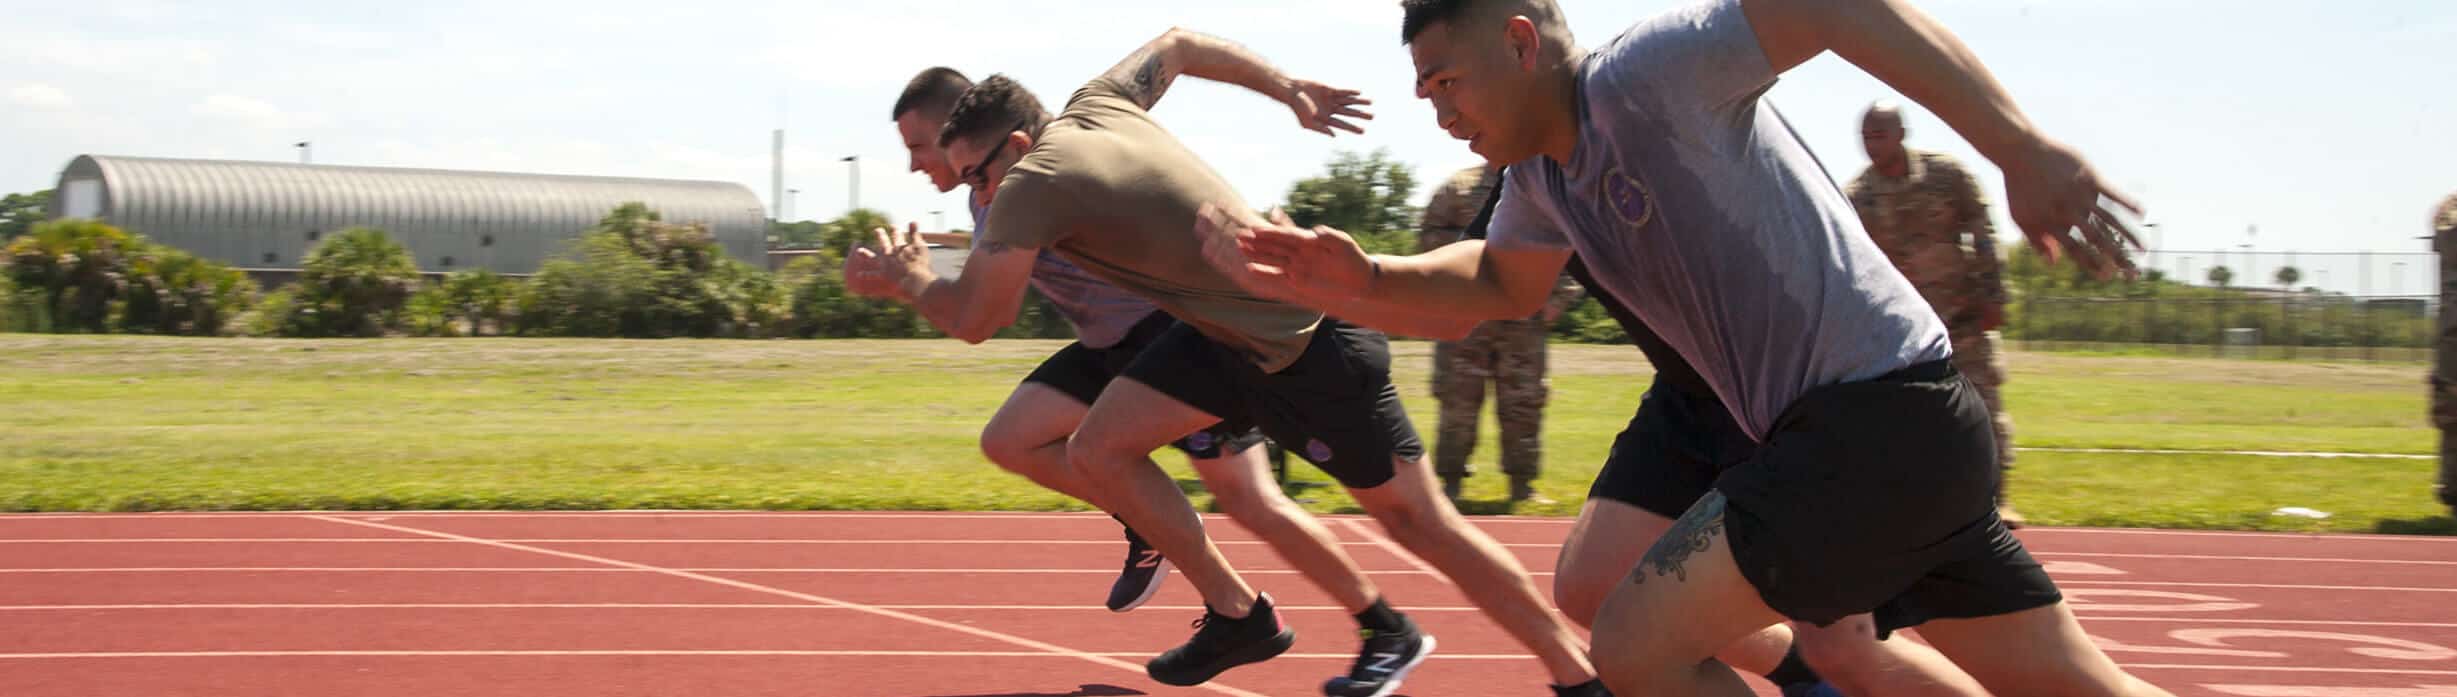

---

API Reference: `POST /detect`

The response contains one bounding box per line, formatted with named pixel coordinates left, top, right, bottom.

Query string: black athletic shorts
left=1022, top=311, right=1265, bottom=459
left=1710, top=359, right=2062, bottom=636
left=1587, top=380, right=1758, bottom=519
left=1121, top=318, right=1425, bottom=489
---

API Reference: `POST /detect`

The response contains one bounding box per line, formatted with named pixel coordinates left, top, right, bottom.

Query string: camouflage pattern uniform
left=2433, top=193, right=2457, bottom=512
left=1846, top=150, right=2017, bottom=498
left=1419, top=165, right=1584, bottom=498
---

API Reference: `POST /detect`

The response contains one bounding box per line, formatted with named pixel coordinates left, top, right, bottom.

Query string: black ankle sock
left=1765, top=643, right=1822, bottom=686
left=1353, top=597, right=1409, bottom=633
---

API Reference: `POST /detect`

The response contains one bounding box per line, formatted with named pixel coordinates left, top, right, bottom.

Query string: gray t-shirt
left=970, top=199, right=1158, bottom=349
left=1489, top=0, right=1950, bottom=440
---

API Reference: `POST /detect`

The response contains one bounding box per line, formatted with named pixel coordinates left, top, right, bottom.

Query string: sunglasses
left=959, top=120, right=1031, bottom=190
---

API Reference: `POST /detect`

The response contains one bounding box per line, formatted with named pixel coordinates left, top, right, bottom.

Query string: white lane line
left=302, top=515, right=1271, bottom=697
left=0, top=649, right=1541, bottom=661
left=4, top=604, right=2454, bottom=629
left=4, top=651, right=2454, bottom=677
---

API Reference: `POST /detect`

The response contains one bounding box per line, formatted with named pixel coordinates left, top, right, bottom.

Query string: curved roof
left=51, top=154, right=767, bottom=273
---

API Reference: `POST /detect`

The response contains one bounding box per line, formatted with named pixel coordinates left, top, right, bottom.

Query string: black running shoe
left=1552, top=679, right=1614, bottom=697
left=1321, top=625, right=1436, bottom=697
left=1146, top=594, right=1296, bottom=686
left=1106, top=526, right=1169, bottom=612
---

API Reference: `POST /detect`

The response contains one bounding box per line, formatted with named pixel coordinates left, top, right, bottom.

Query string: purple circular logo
left=1606, top=170, right=1654, bottom=227
left=1185, top=432, right=1215, bottom=452
left=1305, top=439, right=1334, bottom=463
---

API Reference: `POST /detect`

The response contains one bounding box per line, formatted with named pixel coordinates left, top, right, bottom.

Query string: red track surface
left=3, top=511, right=2451, bottom=696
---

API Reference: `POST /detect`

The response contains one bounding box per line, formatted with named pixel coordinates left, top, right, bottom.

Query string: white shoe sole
left=1110, top=559, right=1171, bottom=613
left=1345, top=633, right=1436, bottom=697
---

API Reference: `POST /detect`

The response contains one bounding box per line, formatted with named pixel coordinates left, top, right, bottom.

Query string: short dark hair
left=1401, top=0, right=1477, bottom=44
left=1403, top=0, right=1564, bottom=45
left=937, top=74, right=1050, bottom=150
left=891, top=67, right=973, bottom=120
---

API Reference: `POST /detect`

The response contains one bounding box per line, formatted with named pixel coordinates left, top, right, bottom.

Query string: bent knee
left=977, top=425, right=1036, bottom=469
left=1550, top=561, right=1621, bottom=629
left=1793, top=618, right=1908, bottom=690
left=1589, top=616, right=1690, bottom=686
left=1063, top=431, right=1133, bottom=473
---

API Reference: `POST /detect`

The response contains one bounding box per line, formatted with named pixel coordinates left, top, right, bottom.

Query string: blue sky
left=5, top=0, right=2452, bottom=293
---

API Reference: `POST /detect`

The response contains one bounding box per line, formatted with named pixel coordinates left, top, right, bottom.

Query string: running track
left=3, top=511, right=2451, bottom=697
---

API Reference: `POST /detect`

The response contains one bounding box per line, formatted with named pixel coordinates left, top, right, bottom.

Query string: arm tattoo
left=1632, top=490, right=1728, bottom=585
left=1131, top=50, right=1170, bottom=107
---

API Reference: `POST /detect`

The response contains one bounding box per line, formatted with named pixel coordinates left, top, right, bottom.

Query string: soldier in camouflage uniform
left=2434, top=192, right=2457, bottom=516
left=1419, top=164, right=1584, bottom=504
left=1846, top=103, right=2025, bottom=527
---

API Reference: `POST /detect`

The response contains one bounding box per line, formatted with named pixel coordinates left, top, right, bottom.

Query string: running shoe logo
left=1136, top=550, right=1164, bottom=569
left=1365, top=652, right=1402, bottom=673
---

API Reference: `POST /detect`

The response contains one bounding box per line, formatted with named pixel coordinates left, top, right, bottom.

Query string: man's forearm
left=1307, top=290, right=1481, bottom=341
left=1845, top=1, right=2031, bottom=159
left=1752, top=0, right=2036, bottom=160
left=1366, top=242, right=1550, bottom=321
left=896, top=270, right=995, bottom=342
left=1162, top=29, right=1291, bottom=105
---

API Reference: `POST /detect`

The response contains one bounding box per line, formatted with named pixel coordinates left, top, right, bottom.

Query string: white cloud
left=191, top=94, right=328, bottom=131
left=274, top=22, right=397, bottom=50
left=104, top=0, right=178, bottom=22
left=6, top=34, right=219, bottom=80
left=8, top=83, right=73, bottom=110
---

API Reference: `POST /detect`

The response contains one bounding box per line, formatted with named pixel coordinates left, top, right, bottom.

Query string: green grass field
left=0, top=335, right=2445, bottom=534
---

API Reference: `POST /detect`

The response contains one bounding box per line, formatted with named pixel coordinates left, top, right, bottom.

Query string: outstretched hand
left=845, top=223, right=931, bottom=300
left=1999, top=138, right=2145, bottom=280
left=1197, top=203, right=1375, bottom=304
left=1282, top=78, right=1371, bottom=137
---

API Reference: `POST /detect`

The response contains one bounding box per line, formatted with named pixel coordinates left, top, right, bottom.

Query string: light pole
left=294, top=141, right=312, bottom=164
left=841, top=156, right=860, bottom=213
left=2394, top=262, right=2409, bottom=297
left=786, top=188, right=801, bottom=222
left=2143, top=222, right=2161, bottom=272
left=931, top=210, right=945, bottom=231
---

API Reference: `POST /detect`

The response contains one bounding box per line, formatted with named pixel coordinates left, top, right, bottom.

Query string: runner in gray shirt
left=1205, top=1, right=2167, bottom=695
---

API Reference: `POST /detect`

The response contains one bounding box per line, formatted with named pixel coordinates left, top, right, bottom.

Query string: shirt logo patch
left=1305, top=439, right=1334, bottom=463
left=1183, top=432, right=1215, bottom=453
left=1605, top=169, right=1655, bottom=228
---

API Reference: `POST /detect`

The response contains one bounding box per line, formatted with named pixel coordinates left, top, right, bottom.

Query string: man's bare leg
left=1069, top=378, right=1257, bottom=616
left=979, top=383, right=1104, bottom=503
left=1588, top=491, right=1789, bottom=697
left=1915, top=602, right=2177, bottom=697
left=1193, top=444, right=1378, bottom=614
left=1070, top=377, right=1294, bottom=686
left=1557, top=498, right=1792, bottom=674
left=1560, top=498, right=1988, bottom=695
left=1349, top=455, right=1600, bottom=687
left=1792, top=618, right=1988, bottom=697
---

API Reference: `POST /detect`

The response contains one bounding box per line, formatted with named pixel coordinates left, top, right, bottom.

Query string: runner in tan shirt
left=848, top=28, right=1607, bottom=697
